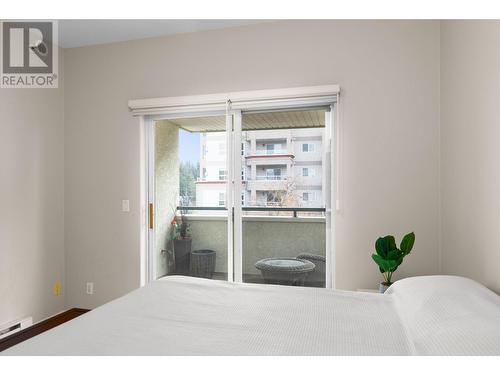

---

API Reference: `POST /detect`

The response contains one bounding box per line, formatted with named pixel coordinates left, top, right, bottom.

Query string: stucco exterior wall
left=187, top=216, right=325, bottom=276
left=155, top=121, right=179, bottom=277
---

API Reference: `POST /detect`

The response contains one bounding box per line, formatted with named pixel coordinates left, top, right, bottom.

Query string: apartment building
left=196, top=128, right=325, bottom=208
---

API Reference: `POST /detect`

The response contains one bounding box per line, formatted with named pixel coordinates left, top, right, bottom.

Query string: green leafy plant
left=171, top=212, right=191, bottom=240
left=371, top=232, right=415, bottom=285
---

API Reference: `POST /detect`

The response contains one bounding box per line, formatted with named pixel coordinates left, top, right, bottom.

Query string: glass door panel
left=154, top=115, right=229, bottom=281
left=236, top=108, right=330, bottom=287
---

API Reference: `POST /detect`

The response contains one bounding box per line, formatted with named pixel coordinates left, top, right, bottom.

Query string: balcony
left=255, top=175, right=285, bottom=180
left=177, top=209, right=326, bottom=283
left=246, top=149, right=293, bottom=159
left=245, top=154, right=295, bottom=168
left=246, top=177, right=288, bottom=191
left=250, top=149, right=289, bottom=156
left=196, top=178, right=226, bottom=182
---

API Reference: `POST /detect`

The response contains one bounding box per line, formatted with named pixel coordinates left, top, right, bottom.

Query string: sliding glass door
left=231, top=107, right=334, bottom=287
left=147, top=97, right=336, bottom=288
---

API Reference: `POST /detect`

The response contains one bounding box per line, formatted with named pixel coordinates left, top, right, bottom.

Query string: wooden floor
left=0, top=308, right=90, bottom=352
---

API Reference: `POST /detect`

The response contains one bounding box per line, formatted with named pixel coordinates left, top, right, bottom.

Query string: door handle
left=149, top=203, right=154, bottom=229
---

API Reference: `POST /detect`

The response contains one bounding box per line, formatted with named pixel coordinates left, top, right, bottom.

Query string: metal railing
left=245, top=150, right=293, bottom=157
left=196, top=177, right=227, bottom=182
left=253, top=149, right=287, bottom=155
left=254, top=175, right=285, bottom=180
left=177, top=206, right=325, bottom=218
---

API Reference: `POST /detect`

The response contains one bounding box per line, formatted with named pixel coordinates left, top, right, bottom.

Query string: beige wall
left=0, top=53, right=65, bottom=324
left=440, top=21, right=500, bottom=293
left=63, top=20, right=441, bottom=308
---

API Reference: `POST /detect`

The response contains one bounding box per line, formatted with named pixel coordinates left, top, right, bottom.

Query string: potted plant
left=171, top=211, right=192, bottom=276
left=371, top=232, right=415, bottom=293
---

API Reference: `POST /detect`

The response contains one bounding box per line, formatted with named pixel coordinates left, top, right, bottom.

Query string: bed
left=3, top=275, right=500, bottom=355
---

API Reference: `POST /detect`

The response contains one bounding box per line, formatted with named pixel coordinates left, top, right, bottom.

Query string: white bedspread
left=3, top=275, right=500, bottom=355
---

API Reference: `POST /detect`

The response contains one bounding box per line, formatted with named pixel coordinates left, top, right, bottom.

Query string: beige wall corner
left=0, top=49, right=65, bottom=324
left=440, top=20, right=500, bottom=293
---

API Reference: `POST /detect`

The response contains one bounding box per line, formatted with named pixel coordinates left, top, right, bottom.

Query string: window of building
left=266, top=168, right=281, bottom=180
left=302, top=143, right=315, bottom=152
left=241, top=192, right=245, bottom=206
left=219, top=192, right=226, bottom=207
left=241, top=142, right=245, bottom=156
left=302, top=167, right=315, bottom=177
left=302, top=191, right=319, bottom=202
left=219, top=169, right=227, bottom=181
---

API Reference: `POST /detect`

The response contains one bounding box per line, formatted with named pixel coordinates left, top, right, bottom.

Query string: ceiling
left=161, top=109, right=327, bottom=133
left=58, top=20, right=269, bottom=48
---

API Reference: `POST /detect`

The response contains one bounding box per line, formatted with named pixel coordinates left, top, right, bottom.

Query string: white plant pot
left=379, top=282, right=392, bottom=293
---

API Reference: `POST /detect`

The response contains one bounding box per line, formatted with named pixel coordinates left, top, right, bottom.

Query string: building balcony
left=255, top=175, right=285, bottom=180
left=246, top=149, right=293, bottom=158
left=245, top=154, right=294, bottom=167
left=171, top=211, right=326, bottom=283
left=246, top=178, right=289, bottom=191
left=250, top=149, right=289, bottom=156
left=196, top=177, right=226, bottom=184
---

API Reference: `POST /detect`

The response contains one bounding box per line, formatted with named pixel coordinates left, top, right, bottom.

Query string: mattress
left=3, top=275, right=500, bottom=355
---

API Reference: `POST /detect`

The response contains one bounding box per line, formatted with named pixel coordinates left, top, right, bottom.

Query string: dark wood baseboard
left=0, top=308, right=90, bottom=352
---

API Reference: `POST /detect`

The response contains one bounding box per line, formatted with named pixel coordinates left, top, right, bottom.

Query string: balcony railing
left=177, top=206, right=325, bottom=218
left=256, top=149, right=286, bottom=155
left=174, top=213, right=325, bottom=280
left=196, top=177, right=227, bottom=182
left=254, top=175, right=285, bottom=180
left=247, top=149, right=292, bottom=156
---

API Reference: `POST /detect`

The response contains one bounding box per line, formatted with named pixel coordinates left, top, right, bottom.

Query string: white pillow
left=386, top=275, right=500, bottom=355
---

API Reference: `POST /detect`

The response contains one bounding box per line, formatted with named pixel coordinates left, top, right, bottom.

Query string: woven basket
left=190, top=249, right=216, bottom=279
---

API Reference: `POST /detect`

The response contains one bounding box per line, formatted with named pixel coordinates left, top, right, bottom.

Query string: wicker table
left=254, top=258, right=315, bottom=286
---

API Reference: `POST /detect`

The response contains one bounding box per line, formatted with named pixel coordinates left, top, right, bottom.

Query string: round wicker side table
left=254, top=257, right=315, bottom=286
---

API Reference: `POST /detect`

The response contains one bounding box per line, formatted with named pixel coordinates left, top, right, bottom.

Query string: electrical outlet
left=53, top=282, right=61, bottom=296
left=86, top=282, right=94, bottom=295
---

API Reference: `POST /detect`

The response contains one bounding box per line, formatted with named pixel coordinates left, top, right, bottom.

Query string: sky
left=179, top=129, right=200, bottom=164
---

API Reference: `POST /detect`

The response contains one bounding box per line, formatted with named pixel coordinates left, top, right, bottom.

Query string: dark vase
left=173, top=238, right=192, bottom=276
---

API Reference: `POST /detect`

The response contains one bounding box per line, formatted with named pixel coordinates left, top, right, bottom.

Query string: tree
left=179, top=161, right=199, bottom=206
left=265, top=177, right=301, bottom=216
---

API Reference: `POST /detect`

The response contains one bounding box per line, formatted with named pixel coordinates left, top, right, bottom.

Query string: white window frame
left=302, top=143, right=315, bottom=153
left=218, top=169, right=227, bottom=181
left=303, top=167, right=316, bottom=177
left=131, top=84, right=340, bottom=288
